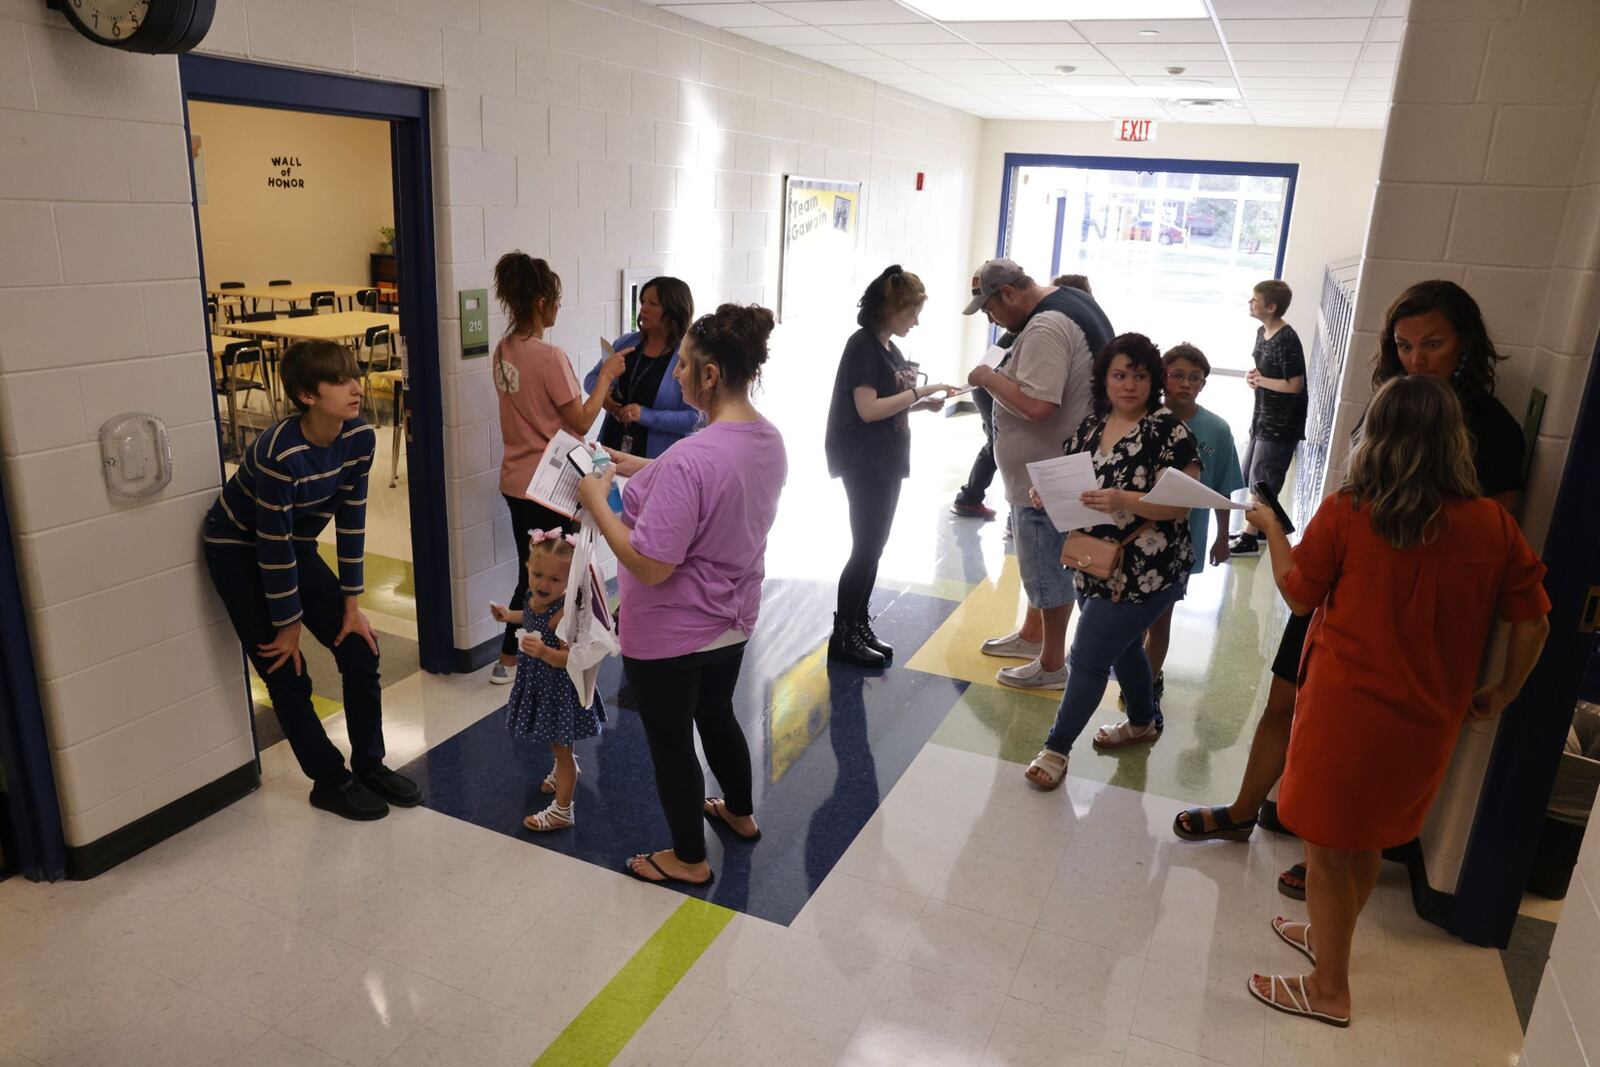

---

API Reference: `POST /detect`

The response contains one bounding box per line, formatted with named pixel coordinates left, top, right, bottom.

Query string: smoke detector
left=1054, top=64, right=1077, bottom=74
left=1165, top=66, right=1185, bottom=75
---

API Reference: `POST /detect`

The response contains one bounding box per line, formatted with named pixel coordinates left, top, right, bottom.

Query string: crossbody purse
left=1061, top=521, right=1153, bottom=602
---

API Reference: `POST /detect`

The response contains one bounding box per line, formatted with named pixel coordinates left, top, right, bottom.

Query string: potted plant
left=377, top=226, right=396, bottom=254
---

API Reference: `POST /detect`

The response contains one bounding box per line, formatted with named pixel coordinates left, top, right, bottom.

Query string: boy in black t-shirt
left=1230, top=279, right=1306, bottom=556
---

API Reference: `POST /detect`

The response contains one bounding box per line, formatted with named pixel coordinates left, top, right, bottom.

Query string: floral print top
left=1062, top=407, right=1201, bottom=603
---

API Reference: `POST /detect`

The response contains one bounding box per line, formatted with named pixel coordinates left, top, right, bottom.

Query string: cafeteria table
left=218, top=311, right=399, bottom=344
left=207, top=282, right=369, bottom=312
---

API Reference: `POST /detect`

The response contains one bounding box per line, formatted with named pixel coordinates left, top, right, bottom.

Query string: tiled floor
left=0, top=389, right=1541, bottom=1066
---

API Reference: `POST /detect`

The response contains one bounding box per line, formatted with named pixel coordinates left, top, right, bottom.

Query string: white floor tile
left=369, top=888, right=530, bottom=990
left=790, top=872, right=927, bottom=958
left=223, top=1029, right=348, bottom=1067
left=689, top=996, right=850, bottom=1067
left=0, top=952, right=185, bottom=1067
left=1130, top=962, right=1266, bottom=1067
left=613, top=980, right=735, bottom=1067
left=1036, top=869, right=1160, bottom=959
left=464, top=924, right=635, bottom=1033
left=896, top=899, right=1033, bottom=993
left=932, top=840, right=1057, bottom=927
left=273, top=955, right=454, bottom=1067
left=379, top=988, right=559, bottom=1066
left=842, top=961, right=1006, bottom=1067
left=76, top=986, right=265, bottom=1067
left=834, top=813, right=964, bottom=897
left=681, top=912, right=785, bottom=995
left=0, top=1044, right=32, bottom=1067
left=1261, top=1009, right=1398, bottom=1067
left=1120, top=1035, right=1231, bottom=1067
left=978, top=996, right=1128, bottom=1066
left=741, top=929, right=892, bottom=1031
left=1009, top=929, right=1146, bottom=1035
left=183, top=909, right=367, bottom=1027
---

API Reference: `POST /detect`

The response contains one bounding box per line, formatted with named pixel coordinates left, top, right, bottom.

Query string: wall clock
left=46, top=0, right=215, bottom=54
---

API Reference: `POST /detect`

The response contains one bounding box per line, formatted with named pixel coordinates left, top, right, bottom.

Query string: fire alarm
left=916, top=172, right=925, bottom=191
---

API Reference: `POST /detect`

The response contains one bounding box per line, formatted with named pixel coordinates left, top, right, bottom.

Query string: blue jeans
left=1045, top=582, right=1186, bottom=755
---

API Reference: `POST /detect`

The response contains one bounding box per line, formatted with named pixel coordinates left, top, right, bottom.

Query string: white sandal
left=522, top=803, right=574, bottom=832
left=1246, top=974, right=1350, bottom=1028
left=1092, top=719, right=1160, bottom=750
left=1025, top=749, right=1069, bottom=791
left=541, top=756, right=581, bottom=795
left=1272, top=916, right=1316, bottom=965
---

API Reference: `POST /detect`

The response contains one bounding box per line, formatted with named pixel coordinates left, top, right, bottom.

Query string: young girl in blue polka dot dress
left=489, top=529, right=605, bottom=832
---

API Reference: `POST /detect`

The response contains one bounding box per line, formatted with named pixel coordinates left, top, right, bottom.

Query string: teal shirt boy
left=1184, top=406, right=1244, bottom=574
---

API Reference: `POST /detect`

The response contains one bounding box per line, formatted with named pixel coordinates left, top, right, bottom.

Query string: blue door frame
left=995, top=152, right=1299, bottom=282
left=1452, top=344, right=1600, bottom=946
left=0, top=460, right=66, bottom=881
left=178, top=56, right=454, bottom=675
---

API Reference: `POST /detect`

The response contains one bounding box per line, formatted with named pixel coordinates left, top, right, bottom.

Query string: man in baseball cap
left=960, top=259, right=1110, bottom=692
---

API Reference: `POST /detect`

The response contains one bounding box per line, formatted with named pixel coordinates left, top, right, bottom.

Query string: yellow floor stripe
left=534, top=897, right=734, bottom=1066
left=904, top=556, right=1056, bottom=698
left=249, top=674, right=342, bottom=720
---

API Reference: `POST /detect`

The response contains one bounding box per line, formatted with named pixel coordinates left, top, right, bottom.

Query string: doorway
left=178, top=56, right=451, bottom=689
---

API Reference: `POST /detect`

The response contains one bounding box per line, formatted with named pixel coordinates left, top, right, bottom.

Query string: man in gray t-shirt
left=964, top=259, right=1095, bottom=691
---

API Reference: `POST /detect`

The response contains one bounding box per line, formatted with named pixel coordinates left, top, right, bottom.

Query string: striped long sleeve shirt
left=203, top=418, right=376, bottom=627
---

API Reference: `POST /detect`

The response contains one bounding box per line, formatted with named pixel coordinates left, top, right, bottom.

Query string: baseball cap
left=962, top=258, right=1028, bottom=315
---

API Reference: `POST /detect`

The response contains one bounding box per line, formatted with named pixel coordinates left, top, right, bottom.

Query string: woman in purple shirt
left=577, top=303, right=787, bottom=888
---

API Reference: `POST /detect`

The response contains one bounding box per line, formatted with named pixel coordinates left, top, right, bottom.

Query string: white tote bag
left=558, top=512, right=619, bottom=709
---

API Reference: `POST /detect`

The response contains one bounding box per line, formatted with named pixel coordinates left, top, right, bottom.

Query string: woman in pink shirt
left=578, top=304, right=788, bottom=888
left=490, top=252, right=624, bottom=684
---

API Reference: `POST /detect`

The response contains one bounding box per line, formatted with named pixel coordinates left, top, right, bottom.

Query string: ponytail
left=493, top=251, right=562, bottom=337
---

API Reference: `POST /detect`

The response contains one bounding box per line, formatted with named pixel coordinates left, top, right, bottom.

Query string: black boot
left=829, top=612, right=886, bottom=668
left=856, top=614, right=893, bottom=660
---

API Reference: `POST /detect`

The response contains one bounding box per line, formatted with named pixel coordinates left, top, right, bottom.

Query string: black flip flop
left=1278, top=863, right=1307, bottom=901
left=1173, top=805, right=1256, bottom=843
left=625, top=852, right=715, bottom=888
left=704, top=798, right=762, bottom=842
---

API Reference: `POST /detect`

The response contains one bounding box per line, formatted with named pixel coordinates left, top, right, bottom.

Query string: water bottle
left=591, top=447, right=624, bottom=512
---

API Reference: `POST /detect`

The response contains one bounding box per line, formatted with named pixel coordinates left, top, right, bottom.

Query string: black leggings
left=502, top=494, right=577, bottom=657
left=623, top=644, right=752, bottom=865
left=837, top=471, right=902, bottom=620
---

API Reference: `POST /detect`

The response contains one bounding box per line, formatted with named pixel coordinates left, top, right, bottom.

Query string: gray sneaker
left=489, top=662, right=513, bottom=685
left=981, top=631, right=1044, bottom=659
left=997, top=659, right=1068, bottom=690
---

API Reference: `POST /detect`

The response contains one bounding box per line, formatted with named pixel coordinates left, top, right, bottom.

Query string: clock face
left=65, top=0, right=151, bottom=42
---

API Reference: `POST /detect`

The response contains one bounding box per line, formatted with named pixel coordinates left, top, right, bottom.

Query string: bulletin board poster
left=778, top=176, right=862, bottom=323
left=191, top=133, right=208, bottom=206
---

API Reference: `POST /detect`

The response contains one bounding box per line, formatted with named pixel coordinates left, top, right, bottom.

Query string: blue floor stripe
left=399, top=579, right=965, bottom=924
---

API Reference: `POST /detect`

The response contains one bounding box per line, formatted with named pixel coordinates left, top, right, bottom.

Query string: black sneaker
left=1228, top=533, right=1260, bottom=556
left=357, top=767, right=423, bottom=807
left=310, top=780, right=390, bottom=821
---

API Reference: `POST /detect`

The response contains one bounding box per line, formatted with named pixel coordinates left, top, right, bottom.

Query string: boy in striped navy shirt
left=204, top=340, right=420, bottom=820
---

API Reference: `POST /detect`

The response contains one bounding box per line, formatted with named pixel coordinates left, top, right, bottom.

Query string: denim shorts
left=1011, top=505, right=1076, bottom=610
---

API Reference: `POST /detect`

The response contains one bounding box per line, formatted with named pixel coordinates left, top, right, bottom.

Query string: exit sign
left=1116, top=119, right=1157, bottom=142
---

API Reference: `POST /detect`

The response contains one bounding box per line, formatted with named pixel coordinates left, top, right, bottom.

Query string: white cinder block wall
left=1329, top=3, right=1600, bottom=1061
left=0, top=0, right=979, bottom=851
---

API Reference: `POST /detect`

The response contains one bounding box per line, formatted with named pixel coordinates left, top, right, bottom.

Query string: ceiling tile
left=873, top=42, right=992, bottom=59
left=977, top=42, right=1103, bottom=60
left=1230, top=42, right=1363, bottom=61
left=1220, top=18, right=1371, bottom=42
left=827, top=22, right=963, bottom=44
left=1095, top=42, right=1229, bottom=61
left=1354, top=61, right=1394, bottom=78
left=1234, top=60, right=1355, bottom=77
left=1245, top=88, right=1345, bottom=100
left=1212, top=0, right=1377, bottom=16
left=1238, top=77, right=1351, bottom=90
left=1008, top=58, right=1124, bottom=75
left=784, top=43, right=882, bottom=59
left=943, top=73, right=1048, bottom=87
left=908, top=57, right=1015, bottom=74
left=1371, top=17, right=1404, bottom=42
left=1116, top=61, right=1236, bottom=76
left=826, top=57, right=922, bottom=73
left=953, top=21, right=1089, bottom=43
left=732, top=24, right=850, bottom=45
left=1361, top=41, right=1399, bottom=62
left=765, top=1, right=927, bottom=24
left=660, top=3, right=801, bottom=27
left=1072, top=19, right=1219, bottom=43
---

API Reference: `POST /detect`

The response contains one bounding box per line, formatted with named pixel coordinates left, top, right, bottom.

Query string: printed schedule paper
left=526, top=429, right=588, bottom=518
left=1143, top=467, right=1250, bottom=510
left=1026, top=452, right=1103, bottom=531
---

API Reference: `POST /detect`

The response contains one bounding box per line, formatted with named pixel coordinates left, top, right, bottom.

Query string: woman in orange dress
left=1243, top=374, right=1550, bottom=1028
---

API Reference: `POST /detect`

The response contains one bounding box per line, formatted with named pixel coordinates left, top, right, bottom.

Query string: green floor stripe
left=533, top=897, right=734, bottom=1066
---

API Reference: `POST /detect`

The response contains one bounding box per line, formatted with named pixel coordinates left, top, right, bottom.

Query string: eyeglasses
left=1166, top=371, right=1206, bottom=384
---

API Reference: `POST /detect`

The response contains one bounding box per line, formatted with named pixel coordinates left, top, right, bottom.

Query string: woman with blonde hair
left=1244, top=374, right=1549, bottom=1028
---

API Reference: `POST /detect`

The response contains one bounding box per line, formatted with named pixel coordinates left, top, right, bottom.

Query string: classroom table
left=371, top=369, right=406, bottom=488
left=218, top=311, right=399, bottom=343
left=209, top=334, right=278, bottom=449
left=207, top=282, right=369, bottom=311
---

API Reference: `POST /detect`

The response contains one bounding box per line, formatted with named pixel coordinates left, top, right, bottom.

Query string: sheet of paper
left=981, top=344, right=1007, bottom=368
left=1143, top=467, right=1251, bottom=510
left=525, top=428, right=588, bottom=518
left=1025, top=452, right=1103, bottom=531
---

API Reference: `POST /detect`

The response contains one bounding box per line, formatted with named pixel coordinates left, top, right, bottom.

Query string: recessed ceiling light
left=898, top=0, right=1206, bottom=21
left=1139, top=29, right=1160, bottom=36
left=1054, top=83, right=1242, bottom=100
left=1054, top=64, right=1077, bottom=74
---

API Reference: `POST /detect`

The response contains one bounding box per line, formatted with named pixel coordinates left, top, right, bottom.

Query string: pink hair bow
left=529, top=528, right=576, bottom=547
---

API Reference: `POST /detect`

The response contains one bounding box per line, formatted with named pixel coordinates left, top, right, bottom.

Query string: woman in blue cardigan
left=584, top=276, right=700, bottom=458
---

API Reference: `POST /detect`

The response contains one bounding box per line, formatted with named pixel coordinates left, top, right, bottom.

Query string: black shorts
left=1271, top=610, right=1314, bottom=683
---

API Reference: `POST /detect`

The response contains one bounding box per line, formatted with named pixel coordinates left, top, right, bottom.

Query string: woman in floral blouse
left=1025, top=333, right=1202, bottom=790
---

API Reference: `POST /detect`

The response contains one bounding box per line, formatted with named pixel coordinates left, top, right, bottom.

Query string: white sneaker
left=489, top=663, right=513, bottom=685
left=997, top=659, right=1068, bottom=690
left=981, top=631, right=1043, bottom=659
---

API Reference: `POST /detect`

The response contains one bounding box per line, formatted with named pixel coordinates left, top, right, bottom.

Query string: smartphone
left=566, top=445, right=596, bottom=478
left=1252, top=480, right=1296, bottom=536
